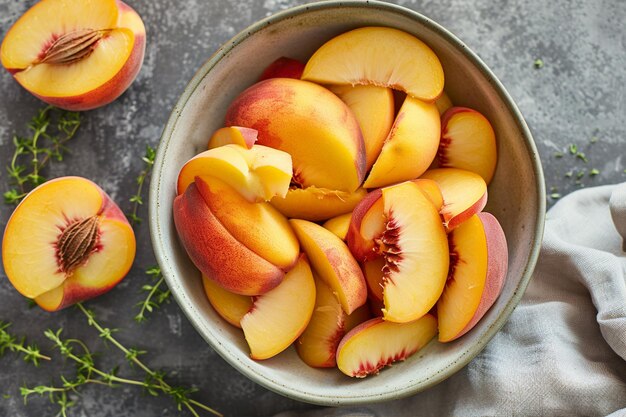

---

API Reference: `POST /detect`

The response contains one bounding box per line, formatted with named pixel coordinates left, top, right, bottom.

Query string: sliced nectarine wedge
left=302, top=27, right=444, bottom=101
left=420, top=168, right=488, bottom=231
left=2, top=177, right=135, bottom=311
left=363, top=96, right=441, bottom=189
left=329, top=85, right=394, bottom=171
left=270, top=186, right=367, bottom=222
left=225, top=78, right=366, bottom=193
left=438, top=107, right=498, bottom=184
left=323, top=212, right=353, bottom=241
left=207, top=126, right=257, bottom=150
left=202, top=275, right=253, bottom=328
left=289, top=219, right=367, bottom=315
left=240, top=255, right=316, bottom=360
left=176, top=144, right=292, bottom=202
left=438, top=213, right=508, bottom=342
left=1, top=0, right=145, bottom=110
left=336, top=314, right=437, bottom=378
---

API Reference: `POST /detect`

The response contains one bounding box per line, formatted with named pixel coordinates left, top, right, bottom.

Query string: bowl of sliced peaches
left=150, top=0, right=545, bottom=405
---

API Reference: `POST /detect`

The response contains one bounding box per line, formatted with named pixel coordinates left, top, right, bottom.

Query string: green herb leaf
left=534, top=58, right=544, bottom=69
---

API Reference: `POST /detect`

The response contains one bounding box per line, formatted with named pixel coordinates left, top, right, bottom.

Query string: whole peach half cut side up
left=336, top=314, right=437, bottom=378
left=438, top=213, right=508, bottom=342
left=302, top=26, right=444, bottom=102
left=225, top=78, right=366, bottom=193
left=1, top=0, right=146, bottom=110
left=2, top=177, right=136, bottom=311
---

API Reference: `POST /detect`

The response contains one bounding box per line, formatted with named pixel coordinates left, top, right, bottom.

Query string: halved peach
left=420, top=168, right=488, bottom=231
left=258, top=57, right=305, bottom=81
left=336, top=314, right=437, bottom=377
left=302, top=27, right=444, bottom=101
left=435, top=91, right=453, bottom=115
left=207, top=126, right=257, bottom=150
left=438, top=107, right=497, bottom=184
left=363, top=96, right=441, bottom=189
left=173, top=179, right=284, bottom=296
left=202, top=275, right=253, bottom=328
left=323, top=212, right=353, bottom=241
left=225, top=78, right=366, bottom=192
left=289, top=219, right=367, bottom=315
left=270, top=186, right=367, bottom=222
left=438, top=213, right=508, bottom=342
left=1, top=0, right=145, bottom=110
left=195, top=176, right=299, bottom=270
left=329, top=85, right=394, bottom=171
left=176, top=144, right=292, bottom=202
left=240, top=255, right=316, bottom=360
left=2, top=177, right=135, bottom=311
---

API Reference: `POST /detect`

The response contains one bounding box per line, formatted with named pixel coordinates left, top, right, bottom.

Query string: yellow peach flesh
left=270, top=186, right=367, bottom=222
left=202, top=275, right=253, bottom=328
left=207, top=126, right=257, bottom=150
left=322, top=213, right=353, bottom=241
left=435, top=91, right=453, bottom=115
left=302, top=27, right=444, bottom=101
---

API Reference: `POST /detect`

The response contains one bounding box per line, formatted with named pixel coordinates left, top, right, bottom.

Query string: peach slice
left=420, top=168, right=488, bottom=231
left=240, top=255, right=316, bottom=360
left=363, top=96, right=441, bottom=189
left=289, top=219, right=367, bottom=315
left=302, top=27, right=444, bottom=101
left=323, top=213, right=353, bottom=241
left=378, top=182, right=449, bottom=323
left=176, top=144, right=292, bottom=202
left=1, top=0, right=145, bottom=111
left=202, top=275, right=253, bottom=328
left=2, top=177, right=135, bottom=311
left=435, top=91, right=453, bottom=115
left=258, top=57, right=305, bottom=80
left=195, top=176, right=299, bottom=270
left=336, top=314, right=437, bottom=378
left=270, top=186, right=367, bottom=222
left=173, top=179, right=284, bottom=296
left=296, top=275, right=346, bottom=368
left=438, top=107, right=498, bottom=184
left=329, top=85, right=394, bottom=171
left=207, top=126, right=257, bottom=150
left=344, top=304, right=372, bottom=332
left=362, top=256, right=386, bottom=303
left=225, top=78, right=366, bottom=193
left=438, top=213, right=508, bottom=342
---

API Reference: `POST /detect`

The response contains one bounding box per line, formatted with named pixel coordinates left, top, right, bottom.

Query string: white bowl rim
left=149, top=0, right=546, bottom=405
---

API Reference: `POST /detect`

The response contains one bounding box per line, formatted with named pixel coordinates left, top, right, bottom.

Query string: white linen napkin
left=276, top=183, right=626, bottom=417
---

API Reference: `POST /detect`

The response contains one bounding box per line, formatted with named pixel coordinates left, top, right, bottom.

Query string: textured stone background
left=0, top=0, right=624, bottom=416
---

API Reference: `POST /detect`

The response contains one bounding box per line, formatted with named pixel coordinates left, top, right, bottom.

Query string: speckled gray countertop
left=0, top=0, right=624, bottom=416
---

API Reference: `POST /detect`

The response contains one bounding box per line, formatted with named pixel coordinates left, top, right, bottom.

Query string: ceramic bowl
left=150, top=0, right=545, bottom=406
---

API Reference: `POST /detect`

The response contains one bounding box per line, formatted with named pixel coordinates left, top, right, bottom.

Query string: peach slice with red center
left=438, top=107, right=498, bottom=184
left=420, top=168, right=488, bottom=231
left=2, top=176, right=136, bottom=311
left=1, top=0, right=145, bottom=111
left=329, top=85, right=395, bottom=171
left=289, top=219, right=367, bottom=315
left=302, top=27, right=444, bottom=102
left=438, top=213, right=508, bottom=342
left=177, top=144, right=292, bottom=202
left=297, top=275, right=372, bottom=368
left=207, top=126, right=257, bottom=150
left=363, top=96, right=441, bottom=189
left=202, top=275, right=253, bottom=328
left=240, top=255, right=316, bottom=360
left=225, top=78, right=366, bottom=193
left=270, top=186, right=367, bottom=222
left=323, top=212, right=353, bottom=241
left=258, top=57, right=305, bottom=81
left=336, top=314, right=437, bottom=378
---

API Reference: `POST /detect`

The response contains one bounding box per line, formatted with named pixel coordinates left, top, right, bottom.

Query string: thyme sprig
left=128, top=145, right=156, bottom=225
left=4, top=106, right=81, bottom=204
left=135, top=266, right=171, bottom=323
left=0, top=321, right=51, bottom=366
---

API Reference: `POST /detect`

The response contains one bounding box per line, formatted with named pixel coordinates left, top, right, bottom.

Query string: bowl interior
left=150, top=0, right=545, bottom=406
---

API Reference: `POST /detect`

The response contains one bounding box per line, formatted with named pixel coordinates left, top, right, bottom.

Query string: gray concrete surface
left=0, top=0, right=624, bottom=416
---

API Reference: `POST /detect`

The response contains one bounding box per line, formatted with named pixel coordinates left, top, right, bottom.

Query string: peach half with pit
left=302, top=26, right=444, bottom=102
left=2, top=176, right=136, bottom=311
left=438, top=213, right=508, bottom=342
left=225, top=78, right=366, bottom=193
left=1, top=0, right=145, bottom=111
left=173, top=176, right=299, bottom=296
